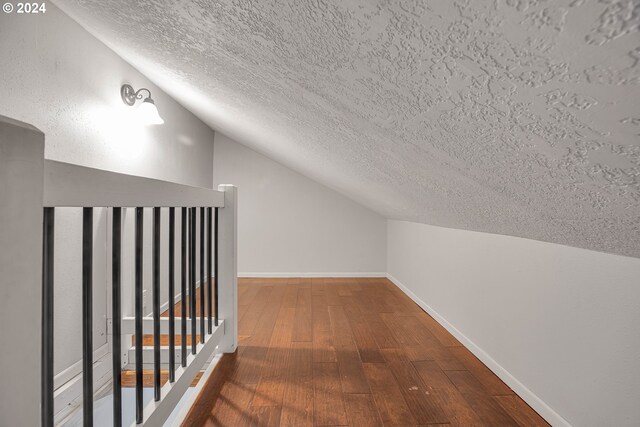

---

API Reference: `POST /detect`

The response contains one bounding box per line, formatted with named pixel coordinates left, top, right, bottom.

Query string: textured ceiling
left=55, top=0, right=640, bottom=257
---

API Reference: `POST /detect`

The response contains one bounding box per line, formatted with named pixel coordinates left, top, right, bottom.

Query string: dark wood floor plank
left=335, top=345, right=371, bottom=394
left=231, top=345, right=268, bottom=386
left=337, top=283, right=353, bottom=297
left=363, top=363, right=417, bottom=426
left=252, top=306, right=296, bottom=406
left=238, top=284, right=262, bottom=308
left=494, top=395, right=550, bottom=427
left=236, top=285, right=250, bottom=306
left=381, top=313, right=433, bottom=362
left=416, top=312, right=462, bottom=347
left=292, top=286, right=312, bottom=342
left=245, top=286, right=285, bottom=345
left=380, top=313, right=422, bottom=346
left=449, top=346, right=514, bottom=395
left=344, top=394, right=383, bottom=427
left=446, top=370, right=519, bottom=427
left=310, top=280, right=325, bottom=295
left=385, top=280, right=423, bottom=313
left=343, top=300, right=385, bottom=363
left=413, top=360, right=484, bottom=427
left=430, top=388, right=485, bottom=427
left=232, top=286, right=285, bottom=384
left=282, top=284, right=299, bottom=308
left=376, top=282, right=418, bottom=314
left=387, top=361, right=448, bottom=424
left=348, top=320, right=385, bottom=363
left=350, top=287, right=373, bottom=310
left=183, top=354, right=236, bottom=426
left=365, top=283, right=395, bottom=313
left=328, top=305, right=356, bottom=348
left=311, top=327, right=336, bottom=363
left=312, top=294, right=337, bottom=363
left=380, top=347, right=409, bottom=363
left=298, top=277, right=312, bottom=288
left=247, top=406, right=282, bottom=427
left=367, top=291, right=395, bottom=313
left=362, top=311, right=400, bottom=349
left=412, top=360, right=457, bottom=391
left=238, top=286, right=274, bottom=337
left=279, top=342, right=313, bottom=427
left=313, top=362, right=348, bottom=427
left=237, top=277, right=257, bottom=286
left=393, top=314, right=465, bottom=369
left=324, top=280, right=344, bottom=306
left=311, top=293, right=330, bottom=317
left=201, top=381, right=257, bottom=427
left=329, top=305, right=371, bottom=393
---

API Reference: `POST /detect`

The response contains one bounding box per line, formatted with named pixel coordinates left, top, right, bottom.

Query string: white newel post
left=0, top=116, right=45, bottom=426
left=217, top=184, right=238, bottom=353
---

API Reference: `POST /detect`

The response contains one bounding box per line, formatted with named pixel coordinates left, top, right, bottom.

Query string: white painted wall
left=0, top=4, right=214, bottom=375
left=387, top=220, right=640, bottom=427
left=213, top=133, right=386, bottom=276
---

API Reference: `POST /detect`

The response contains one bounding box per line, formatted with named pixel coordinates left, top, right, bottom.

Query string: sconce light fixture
left=120, top=84, right=164, bottom=125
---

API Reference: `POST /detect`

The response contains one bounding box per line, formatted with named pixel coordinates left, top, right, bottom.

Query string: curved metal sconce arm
left=121, top=84, right=153, bottom=106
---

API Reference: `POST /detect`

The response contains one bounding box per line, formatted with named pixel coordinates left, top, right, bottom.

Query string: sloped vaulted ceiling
left=54, top=0, right=640, bottom=257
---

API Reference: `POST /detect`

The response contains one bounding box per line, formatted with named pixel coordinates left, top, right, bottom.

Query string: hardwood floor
left=182, top=278, right=549, bottom=427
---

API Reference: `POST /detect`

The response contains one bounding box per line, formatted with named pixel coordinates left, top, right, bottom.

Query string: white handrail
left=43, top=159, right=225, bottom=208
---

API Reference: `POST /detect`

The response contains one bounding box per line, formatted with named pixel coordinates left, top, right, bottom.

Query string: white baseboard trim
left=238, top=272, right=386, bottom=278
left=386, top=273, right=571, bottom=427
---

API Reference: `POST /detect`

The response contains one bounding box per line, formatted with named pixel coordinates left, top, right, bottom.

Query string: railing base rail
left=138, top=320, right=225, bottom=426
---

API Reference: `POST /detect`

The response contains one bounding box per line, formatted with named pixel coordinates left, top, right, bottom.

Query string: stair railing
left=0, top=116, right=238, bottom=427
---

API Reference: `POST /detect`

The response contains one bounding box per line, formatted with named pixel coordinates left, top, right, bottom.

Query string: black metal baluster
left=199, top=207, right=205, bottom=343
left=207, top=207, right=212, bottom=334
left=188, top=208, right=192, bottom=323
left=180, top=208, right=187, bottom=367
left=112, top=207, right=122, bottom=427
left=188, top=207, right=192, bottom=327
left=168, top=207, right=176, bottom=381
left=152, top=207, right=161, bottom=401
left=134, top=207, right=143, bottom=424
left=41, top=207, right=54, bottom=427
left=181, top=208, right=187, bottom=367
left=82, top=207, right=94, bottom=426
left=214, top=207, right=219, bottom=327
left=191, top=208, right=197, bottom=354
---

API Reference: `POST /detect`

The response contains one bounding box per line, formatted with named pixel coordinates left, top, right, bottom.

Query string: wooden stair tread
left=131, top=334, right=200, bottom=346
left=121, top=370, right=203, bottom=388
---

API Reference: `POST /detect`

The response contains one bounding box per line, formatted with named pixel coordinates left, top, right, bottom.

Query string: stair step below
left=127, top=346, right=194, bottom=364
left=121, top=370, right=203, bottom=388
left=131, top=334, right=200, bottom=346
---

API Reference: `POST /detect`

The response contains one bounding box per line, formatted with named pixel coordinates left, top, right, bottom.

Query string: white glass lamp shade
left=137, top=98, right=164, bottom=125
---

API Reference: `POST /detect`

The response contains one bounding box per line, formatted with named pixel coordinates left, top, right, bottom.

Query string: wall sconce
left=120, top=84, right=164, bottom=125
